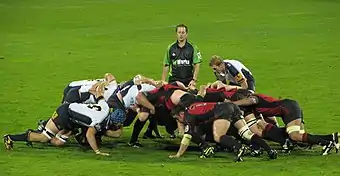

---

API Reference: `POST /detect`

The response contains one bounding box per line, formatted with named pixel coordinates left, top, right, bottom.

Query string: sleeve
left=163, top=46, right=171, bottom=66
left=193, top=44, right=202, bottom=64
left=226, top=63, right=246, bottom=84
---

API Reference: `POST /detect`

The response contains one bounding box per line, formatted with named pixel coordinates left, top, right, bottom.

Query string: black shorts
left=204, top=92, right=225, bottom=102
left=63, top=87, right=81, bottom=103
left=52, top=103, right=76, bottom=130
left=123, top=109, right=137, bottom=127
left=153, top=105, right=177, bottom=134
left=214, top=102, right=243, bottom=123
left=280, top=99, right=303, bottom=125
left=178, top=93, right=202, bottom=108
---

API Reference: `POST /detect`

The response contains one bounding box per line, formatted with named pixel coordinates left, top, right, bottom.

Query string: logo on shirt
left=172, top=53, right=176, bottom=56
left=176, top=59, right=190, bottom=65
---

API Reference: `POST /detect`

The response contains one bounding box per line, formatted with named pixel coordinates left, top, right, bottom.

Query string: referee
left=161, top=24, right=202, bottom=87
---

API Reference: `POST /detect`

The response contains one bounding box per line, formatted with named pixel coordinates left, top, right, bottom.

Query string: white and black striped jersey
left=215, top=60, right=253, bottom=85
left=68, top=98, right=110, bottom=127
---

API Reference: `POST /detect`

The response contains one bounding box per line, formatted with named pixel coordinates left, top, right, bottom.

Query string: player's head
left=171, top=106, right=185, bottom=122
left=175, top=24, right=188, bottom=42
left=106, top=108, right=126, bottom=129
left=209, top=55, right=225, bottom=73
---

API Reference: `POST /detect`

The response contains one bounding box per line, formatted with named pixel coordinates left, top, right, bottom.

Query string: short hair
left=209, top=55, right=224, bottom=66
left=175, top=24, right=188, bottom=33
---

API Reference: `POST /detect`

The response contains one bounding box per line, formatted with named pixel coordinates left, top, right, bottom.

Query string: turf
left=1, top=0, right=340, bottom=175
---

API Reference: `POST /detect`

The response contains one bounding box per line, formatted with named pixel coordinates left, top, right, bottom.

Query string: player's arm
left=174, top=81, right=188, bottom=90
left=226, top=63, right=248, bottom=89
left=170, top=124, right=193, bottom=158
left=86, top=127, right=109, bottom=156
left=232, top=96, right=259, bottom=106
left=162, top=47, right=171, bottom=81
left=136, top=92, right=155, bottom=114
left=192, top=45, right=202, bottom=82
left=105, top=127, right=123, bottom=138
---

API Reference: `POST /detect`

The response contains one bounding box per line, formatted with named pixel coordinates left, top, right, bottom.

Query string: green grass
left=1, top=0, right=340, bottom=175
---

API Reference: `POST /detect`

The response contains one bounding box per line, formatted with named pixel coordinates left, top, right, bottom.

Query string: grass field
left=1, top=0, right=340, bottom=175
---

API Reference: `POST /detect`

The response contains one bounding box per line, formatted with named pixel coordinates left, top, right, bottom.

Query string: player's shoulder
left=166, top=41, right=177, bottom=50
left=186, top=41, right=199, bottom=49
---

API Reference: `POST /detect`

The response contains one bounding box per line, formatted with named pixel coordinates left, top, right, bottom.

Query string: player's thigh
left=212, top=119, right=230, bottom=142
left=138, top=112, right=150, bottom=121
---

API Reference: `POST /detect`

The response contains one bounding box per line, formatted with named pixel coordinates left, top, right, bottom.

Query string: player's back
left=223, top=60, right=252, bottom=74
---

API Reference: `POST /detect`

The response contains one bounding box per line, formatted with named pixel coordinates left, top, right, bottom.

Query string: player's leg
left=4, top=118, right=60, bottom=150
left=212, top=118, right=245, bottom=162
left=286, top=119, right=334, bottom=155
left=282, top=99, right=334, bottom=155
left=128, top=110, right=150, bottom=147
left=50, top=130, right=72, bottom=146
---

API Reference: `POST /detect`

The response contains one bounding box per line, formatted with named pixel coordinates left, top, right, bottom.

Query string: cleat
left=3, top=135, right=13, bottom=150
left=268, top=149, right=278, bottom=159
left=249, top=149, right=262, bottom=157
left=235, top=145, right=247, bottom=162
left=36, top=120, right=47, bottom=132
left=282, top=139, right=294, bottom=153
left=128, top=142, right=143, bottom=148
left=200, top=146, right=215, bottom=158
left=332, top=132, right=339, bottom=153
left=26, top=141, right=33, bottom=147
left=322, top=141, right=334, bottom=156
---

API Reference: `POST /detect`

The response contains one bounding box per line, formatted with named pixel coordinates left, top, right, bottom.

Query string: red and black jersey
left=184, top=102, right=218, bottom=127
left=242, top=94, right=295, bottom=119
left=204, top=88, right=240, bottom=102
left=145, top=82, right=183, bottom=107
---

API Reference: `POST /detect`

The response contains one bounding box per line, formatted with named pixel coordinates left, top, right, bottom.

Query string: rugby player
left=169, top=102, right=278, bottom=161
left=231, top=92, right=338, bottom=155
left=4, top=83, right=116, bottom=156
left=209, top=55, right=255, bottom=92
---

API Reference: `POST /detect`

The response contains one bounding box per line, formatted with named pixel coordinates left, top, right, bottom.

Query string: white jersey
left=104, top=81, right=118, bottom=101
left=122, top=84, right=156, bottom=108
left=68, top=79, right=104, bottom=87
left=68, top=99, right=110, bottom=127
left=217, top=60, right=252, bottom=85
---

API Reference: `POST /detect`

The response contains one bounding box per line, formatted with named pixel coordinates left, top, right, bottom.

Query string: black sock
left=8, top=132, right=29, bottom=142
left=250, top=134, right=272, bottom=152
left=129, top=119, right=146, bottom=143
left=145, top=117, right=157, bottom=135
left=262, top=124, right=287, bottom=145
left=302, top=133, right=329, bottom=146
left=219, top=135, right=242, bottom=151
left=315, top=134, right=333, bottom=141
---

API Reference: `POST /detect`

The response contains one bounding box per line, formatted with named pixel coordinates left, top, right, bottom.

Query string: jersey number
left=87, top=104, right=102, bottom=111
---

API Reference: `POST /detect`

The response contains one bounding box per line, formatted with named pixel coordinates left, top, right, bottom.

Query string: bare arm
left=86, top=127, right=109, bottom=156
left=239, top=80, right=249, bottom=90
left=161, top=66, right=169, bottom=81
left=193, top=63, right=200, bottom=81
left=136, top=92, right=155, bottom=114
left=232, top=96, right=258, bottom=106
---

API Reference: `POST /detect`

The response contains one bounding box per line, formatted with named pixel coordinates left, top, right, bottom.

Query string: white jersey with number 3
left=68, top=99, right=110, bottom=127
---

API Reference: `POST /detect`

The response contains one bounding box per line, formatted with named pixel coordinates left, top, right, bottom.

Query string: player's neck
left=178, top=40, right=186, bottom=48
